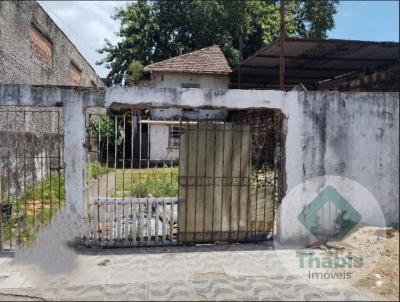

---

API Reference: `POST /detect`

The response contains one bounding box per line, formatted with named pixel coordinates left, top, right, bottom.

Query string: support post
left=63, top=92, right=86, bottom=217
left=279, top=0, right=285, bottom=90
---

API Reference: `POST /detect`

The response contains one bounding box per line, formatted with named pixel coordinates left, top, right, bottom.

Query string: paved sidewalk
left=0, top=243, right=373, bottom=301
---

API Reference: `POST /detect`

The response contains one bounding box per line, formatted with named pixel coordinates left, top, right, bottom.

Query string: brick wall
left=0, top=1, right=104, bottom=88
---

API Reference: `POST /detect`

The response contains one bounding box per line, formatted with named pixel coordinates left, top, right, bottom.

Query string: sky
left=38, top=1, right=400, bottom=79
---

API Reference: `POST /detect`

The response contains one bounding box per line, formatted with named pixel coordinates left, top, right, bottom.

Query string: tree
left=97, top=0, right=339, bottom=85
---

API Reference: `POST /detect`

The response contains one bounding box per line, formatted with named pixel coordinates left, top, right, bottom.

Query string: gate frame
left=0, top=84, right=291, bottom=239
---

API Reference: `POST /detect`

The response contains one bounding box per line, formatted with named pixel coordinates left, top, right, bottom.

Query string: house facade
left=138, top=45, right=232, bottom=161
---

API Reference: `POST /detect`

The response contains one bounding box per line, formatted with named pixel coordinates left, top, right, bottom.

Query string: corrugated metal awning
left=230, top=38, right=400, bottom=89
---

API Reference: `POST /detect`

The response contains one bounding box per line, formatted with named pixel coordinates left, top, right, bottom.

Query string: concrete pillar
left=63, top=92, right=85, bottom=217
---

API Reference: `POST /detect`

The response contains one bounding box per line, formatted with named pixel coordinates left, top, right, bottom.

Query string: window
left=30, top=25, right=52, bottom=68
left=168, top=126, right=183, bottom=148
left=181, top=83, right=200, bottom=88
left=69, top=61, right=81, bottom=86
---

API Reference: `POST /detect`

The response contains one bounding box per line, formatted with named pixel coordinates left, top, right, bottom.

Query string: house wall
left=149, top=124, right=179, bottom=161
left=150, top=71, right=228, bottom=120
left=0, top=1, right=104, bottom=88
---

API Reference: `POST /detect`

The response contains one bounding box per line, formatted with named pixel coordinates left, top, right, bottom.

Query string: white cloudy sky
left=38, top=1, right=131, bottom=78
left=38, top=1, right=399, bottom=79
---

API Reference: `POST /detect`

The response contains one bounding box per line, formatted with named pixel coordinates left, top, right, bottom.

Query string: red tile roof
left=144, top=45, right=232, bottom=74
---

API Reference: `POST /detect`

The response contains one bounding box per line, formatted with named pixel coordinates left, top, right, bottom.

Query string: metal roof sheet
left=231, top=38, right=400, bottom=89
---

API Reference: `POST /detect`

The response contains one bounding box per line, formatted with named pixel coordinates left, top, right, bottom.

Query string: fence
left=0, top=86, right=284, bottom=249
left=0, top=106, right=63, bottom=249
left=82, top=108, right=282, bottom=247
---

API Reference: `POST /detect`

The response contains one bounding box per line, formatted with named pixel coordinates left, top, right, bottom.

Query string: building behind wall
left=127, top=45, right=232, bottom=163
left=0, top=1, right=104, bottom=88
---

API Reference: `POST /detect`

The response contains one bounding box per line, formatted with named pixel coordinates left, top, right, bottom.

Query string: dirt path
left=88, top=171, right=116, bottom=199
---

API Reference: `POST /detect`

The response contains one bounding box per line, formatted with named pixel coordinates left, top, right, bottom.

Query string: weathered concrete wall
left=1, top=86, right=398, bottom=240
left=0, top=1, right=104, bottom=88
left=151, top=72, right=229, bottom=90
left=280, top=92, right=399, bottom=243
left=150, top=71, right=228, bottom=119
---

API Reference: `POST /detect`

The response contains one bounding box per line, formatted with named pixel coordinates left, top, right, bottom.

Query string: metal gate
left=84, top=108, right=283, bottom=247
left=0, top=106, right=64, bottom=250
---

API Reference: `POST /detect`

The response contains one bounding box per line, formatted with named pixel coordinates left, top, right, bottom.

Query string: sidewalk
left=0, top=243, right=373, bottom=301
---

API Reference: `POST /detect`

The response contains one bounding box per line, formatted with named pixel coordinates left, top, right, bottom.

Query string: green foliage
left=1, top=173, right=64, bottom=245
left=85, top=161, right=107, bottom=180
left=97, top=0, right=338, bottom=85
left=113, top=167, right=179, bottom=198
left=88, top=116, right=123, bottom=162
left=127, top=61, right=144, bottom=84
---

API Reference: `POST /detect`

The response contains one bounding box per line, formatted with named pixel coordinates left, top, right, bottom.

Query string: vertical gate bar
left=15, top=130, right=20, bottom=244
left=122, top=116, right=126, bottom=241
left=139, top=203, right=144, bottom=244
left=229, top=123, right=234, bottom=241
left=211, top=120, right=217, bottom=242
left=184, top=121, right=190, bottom=243
left=132, top=203, right=137, bottom=246
left=155, top=202, right=159, bottom=245
left=105, top=115, right=110, bottom=241
left=23, top=139, right=28, bottom=242
left=130, top=110, right=135, bottom=245
left=97, top=115, right=101, bottom=240
left=31, top=134, right=35, bottom=230
left=147, top=116, right=150, bottom=169
left=49, top=156, right=53, bottom=221
left=146, top=198, right=151, bottom=245
left=254, top=145, right=259, bottom=240
left=170, top=201, right=174, bottom=243
left=162, top=200, right=166, bottom=244
left=263, top=120, right=268, bottom=237
left=176, top=118, right=181, bottom=243
left=220, top=122, right=226, bottom=241
left=237, top=123, right=243, bottom=241
left=113, top=115, right=118, bottom=244
left=246, top=125, right=251, bottom=241
left=23, top=112, right=28, bottom=242
left=202, top=122, right=208, bottom=242
left=193, top=120, right=199, bottom=242
left=7, top=116, right=12, bottom=248
left=58, top=129, right=62, bottom=210
left=40, top=136, right=44, bottom=224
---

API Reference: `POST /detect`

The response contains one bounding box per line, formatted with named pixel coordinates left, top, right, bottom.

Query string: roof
left=231, top=38, right=400, bottom=89
left=144, top=45, right=232, bottom=75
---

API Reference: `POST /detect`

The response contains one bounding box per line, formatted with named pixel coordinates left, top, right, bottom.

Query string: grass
left=112, top=167, right=179, bottom=198
left=1, top=173, right=64, bottom=246
left=85, top=160, right=108, bottom=180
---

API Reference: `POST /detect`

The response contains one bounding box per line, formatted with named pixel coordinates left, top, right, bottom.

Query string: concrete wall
left=150, top=71, right=228, bottom=120
left=0, top=1, right=104, bottom=88
left=1, top=86, right=398, bottom=239
left=280, top=91, right=399, bottom=243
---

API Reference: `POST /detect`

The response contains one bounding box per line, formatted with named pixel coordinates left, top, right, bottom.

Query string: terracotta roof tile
left=144, top=45, right=231, bottom=74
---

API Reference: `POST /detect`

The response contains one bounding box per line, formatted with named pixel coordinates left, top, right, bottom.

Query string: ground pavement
left=0, top=243, right=373, bottom=301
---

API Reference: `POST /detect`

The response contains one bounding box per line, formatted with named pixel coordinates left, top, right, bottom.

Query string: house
left=135, top=45, right=232, bottom=162
left=0, top=1, right=104, bottom=88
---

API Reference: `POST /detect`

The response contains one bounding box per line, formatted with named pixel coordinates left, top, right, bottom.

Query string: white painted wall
left=150, top=71, right=228, bottom=120
left=149, top=124, right=179, bottom=161
left=151, top=72, right=229, bottom=89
